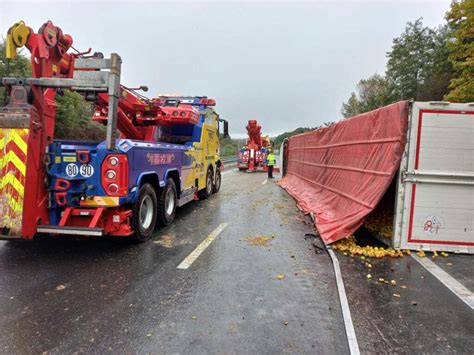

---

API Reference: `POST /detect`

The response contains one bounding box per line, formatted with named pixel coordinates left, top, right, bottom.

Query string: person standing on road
left=266, top=150, right=276, bottom=178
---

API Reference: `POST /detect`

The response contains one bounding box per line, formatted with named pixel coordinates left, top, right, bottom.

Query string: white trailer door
left=395, top=102, right=474, bottom=253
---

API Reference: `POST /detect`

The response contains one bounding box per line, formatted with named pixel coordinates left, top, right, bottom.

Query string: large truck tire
left=132, top=183, right=158, bottom=242
left=198, top=167, right=213, bottom=200
left=157, top=178, right=177, bottom=227
left=213, top=168, right=221, bottom=194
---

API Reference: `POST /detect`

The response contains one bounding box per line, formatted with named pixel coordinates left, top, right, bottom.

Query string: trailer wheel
left=198, top=167, right=213, bottom=200
left=132, top=183, right=158, bottom=242
left=213, top=168, right=221, bottom=194
left=157, top=178, right=177, bottom=226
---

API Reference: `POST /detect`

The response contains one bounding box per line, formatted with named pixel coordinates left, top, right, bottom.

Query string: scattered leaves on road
left=153, top=234, right=176, bottom=248
left=277, top=274, right=285, bottom=280
left=243, top=235, right=273, bottom=246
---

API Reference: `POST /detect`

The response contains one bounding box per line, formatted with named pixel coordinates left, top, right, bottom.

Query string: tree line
left=341, top=0, right=473, bottom=118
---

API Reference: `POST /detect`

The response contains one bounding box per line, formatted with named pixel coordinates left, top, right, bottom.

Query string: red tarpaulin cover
left=278, top=101, right=409, bottom=244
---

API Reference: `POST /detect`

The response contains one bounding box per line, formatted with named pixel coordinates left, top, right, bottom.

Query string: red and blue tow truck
left=0, top=20, right=228, bottom=242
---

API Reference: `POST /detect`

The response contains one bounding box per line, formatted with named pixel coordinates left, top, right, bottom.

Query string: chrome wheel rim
left=215, top=171, right=221, bottom=190
left=206, top=174, right=213, bottom=194
left=165, top=188, right=175, bottom=216
left=140, top=195, right=154, bottom=229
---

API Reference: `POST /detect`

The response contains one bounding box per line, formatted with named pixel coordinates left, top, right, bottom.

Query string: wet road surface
left=1, top=168, right=473, bottom=354
left=0, top=170, right=347, bottom=354
left=338, top=252, right=474, bottom=353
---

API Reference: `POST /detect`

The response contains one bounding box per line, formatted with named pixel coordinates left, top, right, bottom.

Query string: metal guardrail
left=221, top=156, right=238, bottom=164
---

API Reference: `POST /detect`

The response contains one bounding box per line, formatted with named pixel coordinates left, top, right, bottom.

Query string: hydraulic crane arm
left=5, top=20, right=198, bottom=144
left=246, top=120, right=263, bottom=148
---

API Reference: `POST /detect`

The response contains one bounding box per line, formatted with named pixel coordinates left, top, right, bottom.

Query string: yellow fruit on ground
left=332, top=236, right=404, bottom=259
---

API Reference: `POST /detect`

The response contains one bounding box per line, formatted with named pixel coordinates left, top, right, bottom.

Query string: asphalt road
left=338, top=252, right=474, bottom=353
left=1, top=168, right=472, bottom=354
left=0, top=170, right=347, bottom=354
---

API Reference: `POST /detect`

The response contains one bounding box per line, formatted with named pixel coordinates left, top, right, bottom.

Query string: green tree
left=341, top=74, right=393, bottom=118
left=273, top=127, right=313, bottom=148
left=445, top=0, right=474, bottom=102
left=219, top=135, right=246, bottom=156
left=417, top=25, right=453, bottom=101
left=341, top=93, right=362, bottom=118
left=0, top=43, right=31, bottom=106
left=386, top=19, right=453, bottom=101
left=55, top=90, right=106, bottom=141
left=386, top=18, right=438, bottom=100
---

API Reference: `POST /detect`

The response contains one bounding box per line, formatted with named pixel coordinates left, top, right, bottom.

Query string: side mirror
left=223, top=120, right=229, bottom=138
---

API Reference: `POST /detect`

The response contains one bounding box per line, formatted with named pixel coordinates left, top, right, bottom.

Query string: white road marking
left=222, top=169, right=237, bottom=175
left=177, top=223, right=228, bottom=269
left=309, top=213, right=360, bottom=354
left=328, top=247, right=360, bottom=355
left=261, top=179, right=268, bottom=185
left=412, top=254, right=474, bottom=310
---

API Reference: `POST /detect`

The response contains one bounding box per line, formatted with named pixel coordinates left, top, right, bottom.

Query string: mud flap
left=0, top=128, right=29, bottom=237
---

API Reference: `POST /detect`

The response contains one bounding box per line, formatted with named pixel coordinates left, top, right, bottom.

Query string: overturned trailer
left=279, top=101, right=474, bottom=253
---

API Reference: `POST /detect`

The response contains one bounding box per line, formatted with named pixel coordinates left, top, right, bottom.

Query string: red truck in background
left=237, top=120, right=275, bottom=172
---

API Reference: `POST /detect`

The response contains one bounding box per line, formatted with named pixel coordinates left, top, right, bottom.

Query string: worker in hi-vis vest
left=266, top=150, right=276, bottom=178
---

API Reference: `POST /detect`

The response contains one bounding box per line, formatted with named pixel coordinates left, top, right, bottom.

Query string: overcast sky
left=1, top=1, right=450, bottom=137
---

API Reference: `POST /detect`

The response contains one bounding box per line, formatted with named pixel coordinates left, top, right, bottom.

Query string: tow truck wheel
left=198, top=167, right=213, bottom=200
left=132, top=183, right=158, bottom=242
left=213, top=168, right=221, bottom=194
left=157, top=178, right=177, bottom=226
